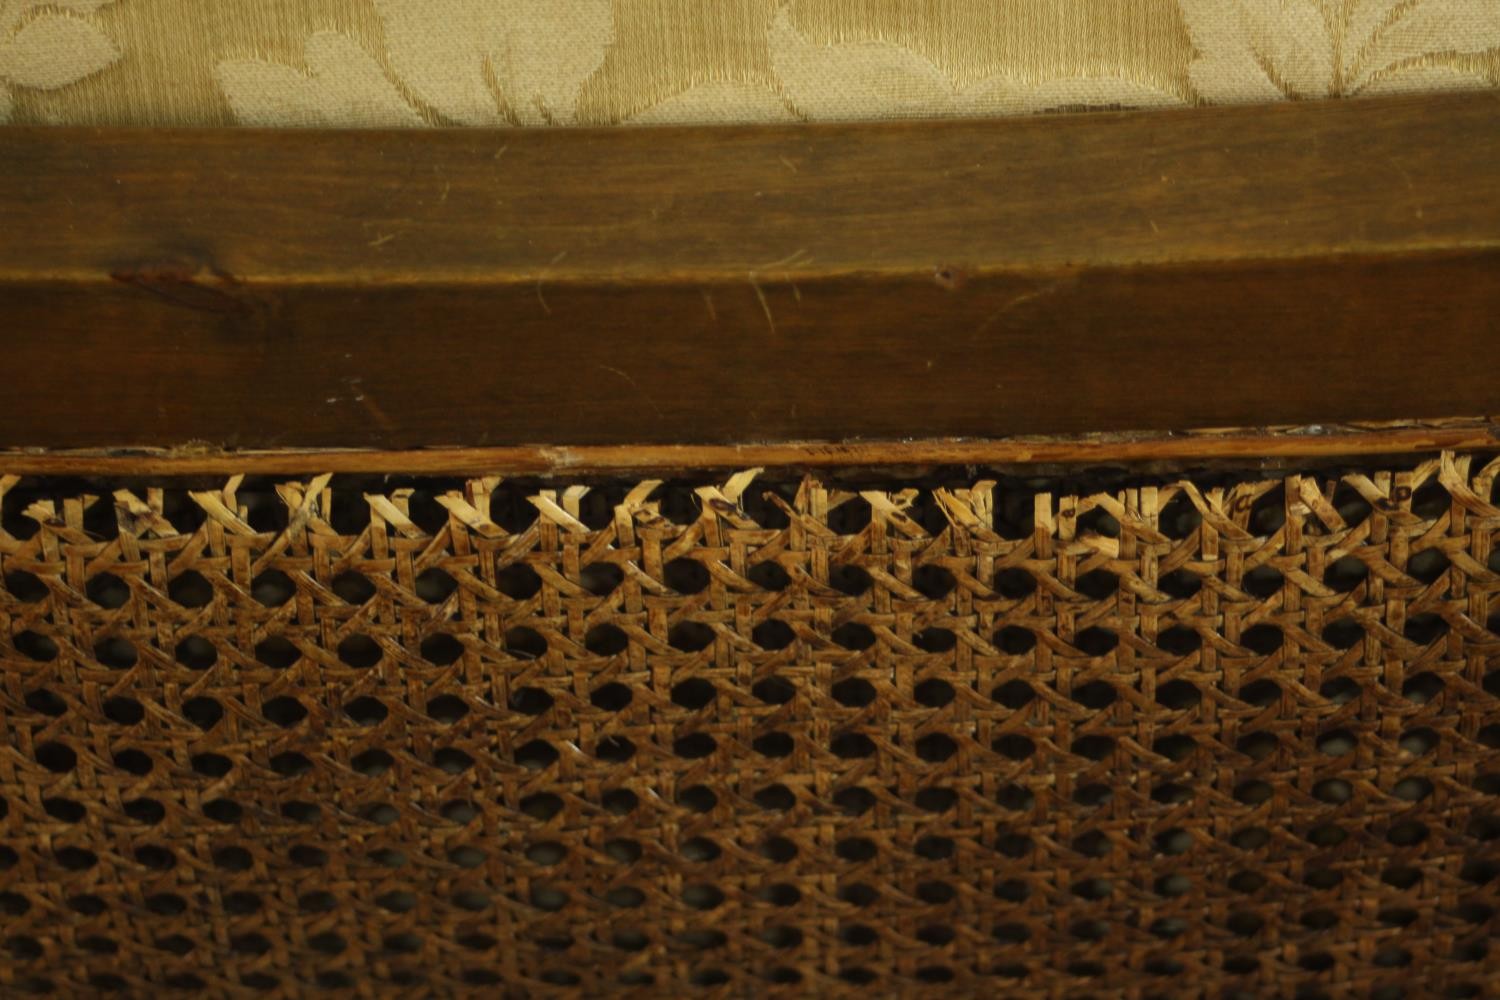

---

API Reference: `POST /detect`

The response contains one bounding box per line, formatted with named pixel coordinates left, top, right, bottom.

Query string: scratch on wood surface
left=597, top=365, right=663, bottom=418
left=110, top=262, right=252, bottom=316
left=534, top=250, right=567, bottom=314
left=974, top=277, right=1073, bottom=338
left=761, top=248, right=810, bottom=270
left=359, top=392, right=395, bottom=431
left=750, top=278, right=776, bottom=337
left=701, top=290, right=718, bottom=323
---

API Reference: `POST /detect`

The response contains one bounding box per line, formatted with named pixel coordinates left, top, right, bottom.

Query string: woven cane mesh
left=1, top=455, right=1499, bottom=997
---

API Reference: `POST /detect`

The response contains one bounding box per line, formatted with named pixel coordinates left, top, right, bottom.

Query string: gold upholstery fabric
left=2, top=0, right=1498, bottom=127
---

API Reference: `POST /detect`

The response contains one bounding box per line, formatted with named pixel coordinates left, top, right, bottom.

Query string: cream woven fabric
left=2, top=0, right=1497, bottom=126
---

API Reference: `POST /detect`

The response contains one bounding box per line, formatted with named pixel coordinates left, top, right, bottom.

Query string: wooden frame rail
left=1, top=92, right=1497, bottom=462
left=0, top=421, right=1494, bottom=477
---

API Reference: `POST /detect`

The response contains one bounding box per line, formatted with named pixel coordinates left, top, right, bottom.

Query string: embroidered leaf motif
left=0, top=10, right=117, bottom=89
left=769, top=8, right=1181, bottom=121
left=38, top=0, right=115, bottom=11
left=1345, top=0, right=1422, bottom=59
left=1180, top=0, right=1500, bottom=101
left=1360, top=61, right=1492, bottom=96
left=376, top=0, right=613, bottom=126
left=1351, top=0, right=1500, bottom=87
left=217, top=32, right=425, bottom=128
left=371, top=1, right=498, bottom=125
left=1178, top=0, right=1334, bottom=101
left=627, top=81, right=796, bottom=126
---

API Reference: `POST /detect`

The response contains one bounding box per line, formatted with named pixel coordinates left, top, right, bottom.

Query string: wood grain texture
left=3, top=420, right=1496, bottom=477
left=1, top=92, right=1497, bottom=452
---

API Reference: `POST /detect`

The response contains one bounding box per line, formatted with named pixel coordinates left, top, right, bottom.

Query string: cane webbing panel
left=1, top=456, right=1498, bottom=996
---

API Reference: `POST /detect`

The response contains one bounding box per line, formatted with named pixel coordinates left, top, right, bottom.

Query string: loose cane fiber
left=1, top=454, right=1499, bottom=997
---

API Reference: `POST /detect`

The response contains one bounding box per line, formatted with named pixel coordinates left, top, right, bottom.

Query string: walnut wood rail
left=1, top=92, right=1498, bottom=459
left=0, top=421, right=1495, bottom=478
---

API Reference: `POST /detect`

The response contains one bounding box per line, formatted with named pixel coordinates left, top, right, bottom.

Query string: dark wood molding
left=2, top=92, right=1497, bottom=454
left=3, top=420, right=1494, bottom=477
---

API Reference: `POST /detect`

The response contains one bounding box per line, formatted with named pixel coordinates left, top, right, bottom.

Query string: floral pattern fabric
left=2, top=0, right=1497, bottom=126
